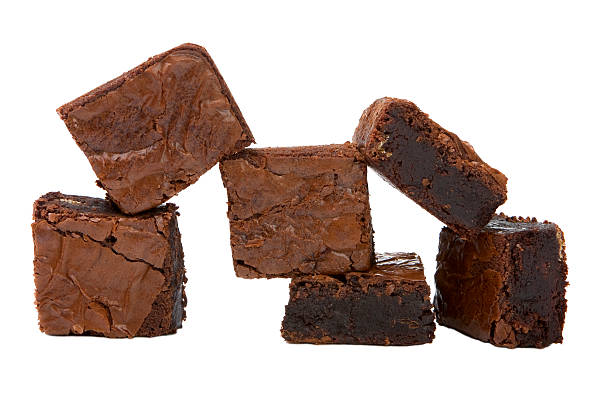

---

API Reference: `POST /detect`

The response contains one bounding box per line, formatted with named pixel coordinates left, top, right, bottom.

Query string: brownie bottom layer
left=282, top=291, right=435, bottom=346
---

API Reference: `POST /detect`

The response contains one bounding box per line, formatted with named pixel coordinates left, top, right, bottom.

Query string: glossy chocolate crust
left=281, top=253, right=435, bottom=345
left=57, top=43, right=254, bottom=214
left=219, top=143, right=374, bottom=278
left=32, top=192, right=186, bottom=338
left=353, top=97, right=507, bottom=236
left=434, top=215, right=568, bottom=348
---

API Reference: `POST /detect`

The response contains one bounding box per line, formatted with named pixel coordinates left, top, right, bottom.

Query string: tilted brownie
left=219, top=143, right=374, bottom=278
left=434, top=214, right=568, bottom=348
left=32, top=192, right=186, bottom=338
left=57, top=43, right=254, bottom=214
left=353, top=97, right=507, bottom=236
left=281, top=253, right=435, bottom=345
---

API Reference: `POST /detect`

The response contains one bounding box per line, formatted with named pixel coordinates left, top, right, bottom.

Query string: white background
left=1, top=1, right=609, bottom=406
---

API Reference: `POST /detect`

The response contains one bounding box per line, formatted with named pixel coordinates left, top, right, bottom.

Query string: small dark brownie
left=32, top=192, right=186, bottom=338
left=353, top=97, right=507, bottom=236
left=57, top=43, right=254, bottom=214
left=219, top=143, right=374, bottom=278
left=281, top=253, right=435, bottom=345
left=434, top=214, right=568, bottom=348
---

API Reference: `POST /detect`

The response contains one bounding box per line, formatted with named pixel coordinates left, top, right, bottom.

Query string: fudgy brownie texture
left=57, top=43, right=254, bottom=214
left=219, top=143, right=374, bottom=278
left=353, top=97, right=507, bottom=237
left=32, top=192, right=186, bottom=338
left=434, top=214, right=568, bottom=348
left=281, top=253, right=435, bottom=345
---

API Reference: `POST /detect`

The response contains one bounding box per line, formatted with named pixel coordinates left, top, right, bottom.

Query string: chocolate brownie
left=57, top=43, right=254, bottom=214
left=434, top=214, right=568, bottom=348
left=353, top=97, right=507, bottom=236
left=32, top=192, right=186, bottom=338
left=219, top=143, right=374, bottom=278
left=281, top=253, right=435, bottom=345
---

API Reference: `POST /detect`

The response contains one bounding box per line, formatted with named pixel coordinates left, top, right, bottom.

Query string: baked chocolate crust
left=281, top=253, right=435, bottom=345
left=353, top=97, right=507, bottom=236
left=57, top=43, right=254, bottom=214
left=219, top=143, right=374, bottom=278
left=32, top=192, right=186, bottom=338
left=434, top=214, right=568, bottom=348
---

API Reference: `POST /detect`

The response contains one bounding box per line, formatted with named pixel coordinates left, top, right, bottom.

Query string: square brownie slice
left=353, top=97, right=507, bottom=236
left=32, top=192, right=186, bottom=338
left=434, top=214, right=568, bottom=348
left=219, top=143, right=374, bottom=278
left=281, top=253, right=435, bottom=345
left=57, top=43, right=254, bottom=214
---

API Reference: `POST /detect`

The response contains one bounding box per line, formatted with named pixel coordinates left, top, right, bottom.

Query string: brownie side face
left=434, top=215, right=568, bottom=348
left=57, top=43, right=254, bottom=214
left=219, top=143, right=374, bottom=278
left=32, top=192, right=186, bottom=338
left=353, top=97, right=507, bottom=236
left=281, top=253, right=435, bottom=345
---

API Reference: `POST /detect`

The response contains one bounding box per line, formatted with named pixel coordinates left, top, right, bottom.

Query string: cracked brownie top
left=219, top=143, right=374, bottom=278
left=57, top=43, right=254, bottom=214
left=32, top=192, right=183, bottom=338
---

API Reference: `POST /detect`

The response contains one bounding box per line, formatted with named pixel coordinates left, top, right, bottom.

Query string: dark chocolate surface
left=281, top=253, right=435, bottom=345
left=57, top=43, right=254, bottom=214
left=219, top=143, right=374, bottom=278
left=32, top=192, right=186, bottom=338
left=434, top=214, right=568, bottom=348
left=353, top=97, right=507, bottom=236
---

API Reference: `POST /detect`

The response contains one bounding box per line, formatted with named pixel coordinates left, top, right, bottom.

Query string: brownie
left=353, top=97, right=507, bottom=236
left=434, top=214, right=568, bottom=348
left=281, top=253, right=435, bottom=345
left=32, top=192, right=186, bottom=338
left=219, top=143, right=374, bottom=278
left=57, top=43, right=254, bottom=214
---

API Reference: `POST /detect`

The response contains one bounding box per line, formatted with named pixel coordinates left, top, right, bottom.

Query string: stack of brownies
left=32, top=43, right=568, bottom=348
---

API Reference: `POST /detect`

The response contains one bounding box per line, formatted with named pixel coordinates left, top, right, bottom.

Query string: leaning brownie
left=32, top=192, right=186, bottom=338
left=434, top=214, right=568, bottom=348
left=281, top=253, right=435, bottom=345
left=353, top=97, right=507, bottom=236
left=57, top=43, right=254, bottom=214
left=219, top=143, right=374, bottom=278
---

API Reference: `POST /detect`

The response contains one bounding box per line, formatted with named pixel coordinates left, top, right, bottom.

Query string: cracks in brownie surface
left=67, top=274, right=123, bottom=336
left=235, top=259, right=264, bottom=278
left=225, top=154, right=372, bottom=277
left=231, top=185, right=334, bottom=221
left=90, top=299, right=115, bottom=330
left=35, top=213, right=181, bottom=337
left=230, top=201, right=287, bottom=222
left=53, top=256, right=133, bottom=337
left=41, top=216, right=166, bottom=273
left=230, top=207, right=371, bottom=276
left=229, top=158, right=367, bottom=220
